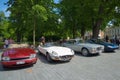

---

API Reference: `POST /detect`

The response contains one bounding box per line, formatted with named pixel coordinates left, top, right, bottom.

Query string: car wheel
left=46, top=53, right=53, bottom=62
left=2, top=66, right=8, bottom=70
left=81, top=48, right=89, bottom=56
left=38, top=49, right=42, bottom=55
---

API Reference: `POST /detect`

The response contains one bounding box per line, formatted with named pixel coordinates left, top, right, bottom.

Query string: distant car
left=62, top=39, right=104, bottom=56
left=86, top=39, right=119, bottom=52
left=37, top=42, right=74, bottom=62
left=1, top=44, right=37, bottom=68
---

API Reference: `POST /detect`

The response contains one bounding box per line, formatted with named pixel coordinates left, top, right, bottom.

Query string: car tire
left=46, top=53, right=53, bottom=62
left=81, top=48, right=89, bottom=56
left=38, top=49, right=42, bottom=55
left=2, top=66, right=8, bottom=70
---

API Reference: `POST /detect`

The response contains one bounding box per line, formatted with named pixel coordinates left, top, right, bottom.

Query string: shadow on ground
left=103, top=50, right=116, bottom=53
left=74, top=51, right=100, bottom=57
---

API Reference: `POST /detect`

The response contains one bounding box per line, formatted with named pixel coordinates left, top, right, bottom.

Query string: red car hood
left=2, top=48, right=35, bottom=58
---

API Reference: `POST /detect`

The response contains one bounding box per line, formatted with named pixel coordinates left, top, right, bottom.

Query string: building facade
left=105, top=26, right=120, bottom=39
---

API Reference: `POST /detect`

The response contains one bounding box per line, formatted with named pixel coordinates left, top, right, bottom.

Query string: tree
left=60, top=0, right=120, bottom=39
left=6, top=0, right=48, bottom=45
left=0, top=11, right=11, bottom=38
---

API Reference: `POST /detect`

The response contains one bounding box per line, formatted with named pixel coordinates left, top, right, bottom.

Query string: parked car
left=37, top=42, right=74, bottom=62
left=1, top=44, right=37, bottom=68
left=86, top=39, right=119, bottom=52
left=62, top=39, right=104, bottom=56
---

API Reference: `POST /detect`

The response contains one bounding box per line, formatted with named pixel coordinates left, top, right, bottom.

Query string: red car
left=1, top=44, right=37, bottom=68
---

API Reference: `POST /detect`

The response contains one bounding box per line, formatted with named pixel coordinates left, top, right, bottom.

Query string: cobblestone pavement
left=0, top=49, right=120, bottom=80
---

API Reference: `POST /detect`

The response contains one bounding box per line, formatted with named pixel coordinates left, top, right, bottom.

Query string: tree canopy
left=1, top=0, right=120, bottom=44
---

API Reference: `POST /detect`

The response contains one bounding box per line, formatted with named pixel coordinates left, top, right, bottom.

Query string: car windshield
left=42, top=42, right=56, bottom=47
left=66, top=39, right=84, bottom=44
left=75, top=39, right=84, bottom=43
left=91, top=39, right=106, bottom=43
left=8, top=43, right=29, bottom=48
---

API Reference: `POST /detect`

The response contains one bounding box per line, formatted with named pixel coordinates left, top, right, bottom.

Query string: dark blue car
left=86, top=39, right=119, bottom=52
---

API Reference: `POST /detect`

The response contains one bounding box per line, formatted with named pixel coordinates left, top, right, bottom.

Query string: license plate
left=99, top=50, right=102, bottom=53
left=16, top=61, right=25, bottom=65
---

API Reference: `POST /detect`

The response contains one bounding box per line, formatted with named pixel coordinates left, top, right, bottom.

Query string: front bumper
left=89, top=46, right=104, bottom=54
left=51, top=55, right=74, bottom=61
left=105, top=47, right=118, bottom=51
left=1, top=58, right=37, bottom=68
left=90, top=49, right=103, bottom=54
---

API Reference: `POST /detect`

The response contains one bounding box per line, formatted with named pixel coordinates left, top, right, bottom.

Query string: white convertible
left=62, top=39, right=104, bottom=56
left=37, top=43, right=74, bottom=62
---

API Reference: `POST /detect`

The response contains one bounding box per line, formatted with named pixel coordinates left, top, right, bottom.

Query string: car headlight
left=30, top=54, right=36, bottom=58
left=51, top=51, right=58, bottom=56
left=2, top=56, right=10, bottom=61
left=91, top=48, right=96, bottom=52
left=71, top=49, right=74, bottom=54
left=108, top=46, right=113, bottom=48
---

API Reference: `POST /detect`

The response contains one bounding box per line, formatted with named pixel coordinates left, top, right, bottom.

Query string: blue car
left=86, top=39, right=119, bottom=52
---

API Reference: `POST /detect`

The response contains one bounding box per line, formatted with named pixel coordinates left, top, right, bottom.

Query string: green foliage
left=60, top=0, right=120, bottom=39
left=1, top=0, right=120, bottom=42
left=32, top=5, right=48, bottom=21
left=0, top=11, right=12, bottom=38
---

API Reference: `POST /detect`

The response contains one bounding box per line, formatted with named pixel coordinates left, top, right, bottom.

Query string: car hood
left=45, top=46, right=74, bottom=56
left=100, top=42, right=117, bottom=46
left=2, top=48, right=35, bottom=58
left=78, top=43, right=103, bottom=48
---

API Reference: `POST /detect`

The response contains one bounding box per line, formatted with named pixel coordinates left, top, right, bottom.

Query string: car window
left=87, top=40, right=94, bottom=43
left=76, top=39, right=84, bottom=43
left=44, top=42, right=54, bottom=47
left=97, top=39, right=105, bottom=43
left=66, top=40, right=75, bottom=44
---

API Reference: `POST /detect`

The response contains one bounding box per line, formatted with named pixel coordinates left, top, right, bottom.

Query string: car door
left=73, top=43, right=82, bottom=52
left=64, top=40, right=78, bottom=51
left=38, top=45, right=47, bottom=55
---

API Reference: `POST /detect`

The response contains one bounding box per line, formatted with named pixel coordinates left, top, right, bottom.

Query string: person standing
left=105, top=35, right=109, bottom=42
left=40, top=36, right=45, bottom=45
left=8, top=38, right=14, bottom=44
left=4, top=38, right=9, bottom=48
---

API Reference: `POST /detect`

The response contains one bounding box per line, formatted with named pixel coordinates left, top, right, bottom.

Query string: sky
left=0, top=0, right=10, bottom=17
left=0, top=0, right=59, bottom=17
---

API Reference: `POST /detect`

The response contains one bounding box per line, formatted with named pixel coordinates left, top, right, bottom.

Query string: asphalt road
left=0, top=49, right=120, bottom=80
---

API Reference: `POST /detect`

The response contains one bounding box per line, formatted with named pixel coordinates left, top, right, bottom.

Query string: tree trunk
left=16, top=30, right=21, bottom=43
left=81, top=26, right=85, bottom=39
left=72, top=20, right=78, bottom=39
left=72, top=25, right=75, bottom=39
left=92, top=19, right=102, bottom=39
left=33, top=17, right=36, bottom=47
left=92, top=4, right=104, bottom=39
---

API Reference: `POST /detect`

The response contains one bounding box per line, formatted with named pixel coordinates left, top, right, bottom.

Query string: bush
left=0, top=42, right=4, bottom=49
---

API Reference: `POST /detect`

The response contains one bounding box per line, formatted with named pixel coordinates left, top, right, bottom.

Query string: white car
left=37, top=43, right=74, bottom=62
left=62, top=39, right=104, bottom=56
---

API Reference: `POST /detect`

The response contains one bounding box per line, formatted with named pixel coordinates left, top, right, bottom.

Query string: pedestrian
left=4, top=38, right=9, bottom=48
left=8, top=38, right=14, bottom=44
left=40, top=36, right=45, bottom=45
left=115, top=35, right=120, bottom=46
left=105, top=35, right=109, bottom=42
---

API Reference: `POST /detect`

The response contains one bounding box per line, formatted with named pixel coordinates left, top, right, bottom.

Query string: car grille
left=97, top=47, right=102, bottom=50
left=59, top=55, right=73, bottom=60
left=10, top=57, right=29, bottom=60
